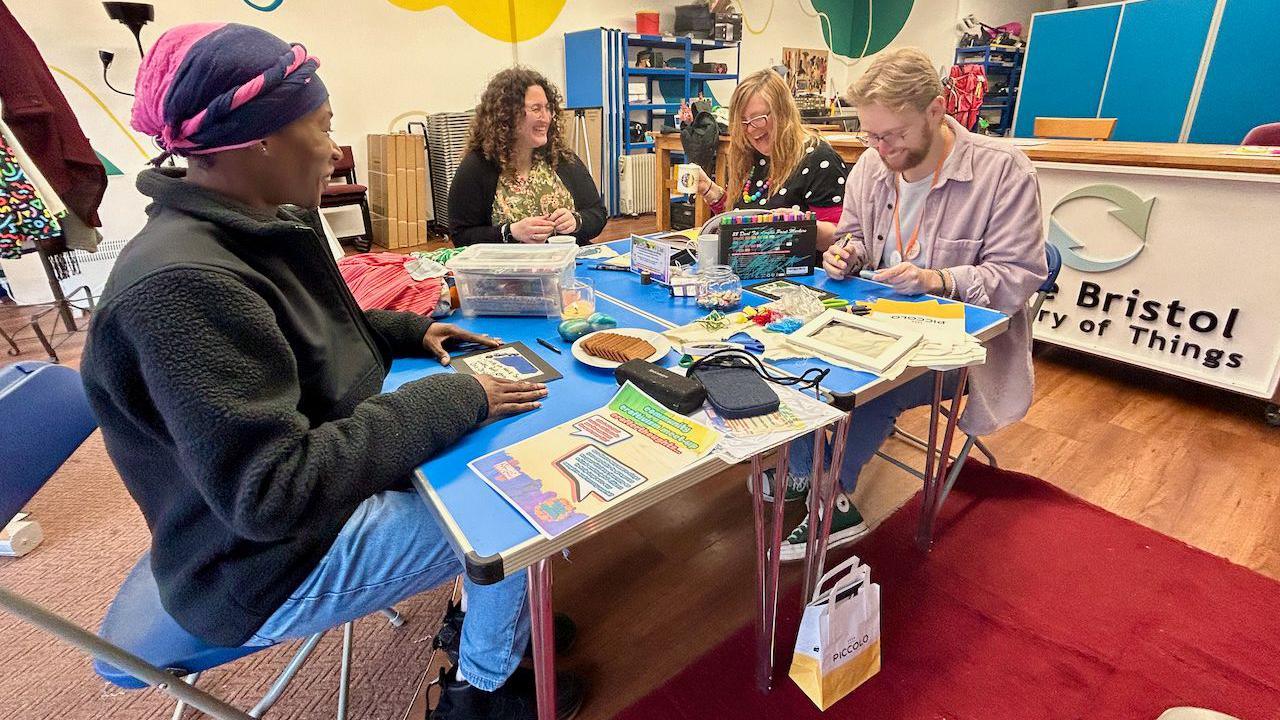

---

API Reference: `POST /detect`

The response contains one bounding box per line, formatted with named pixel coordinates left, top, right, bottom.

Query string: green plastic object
left=558, top=318, right=593, bottom=342
left=587, top=312, right=617, bottom=331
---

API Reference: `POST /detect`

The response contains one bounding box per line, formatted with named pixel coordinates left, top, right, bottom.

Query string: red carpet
left=619, top=463, right=1280, bottom=720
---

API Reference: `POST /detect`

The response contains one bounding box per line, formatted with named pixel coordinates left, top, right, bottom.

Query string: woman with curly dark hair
left=448, top=67, right=605, bottom=246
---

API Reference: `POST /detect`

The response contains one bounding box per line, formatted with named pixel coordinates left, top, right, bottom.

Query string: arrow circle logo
left=1048, top=184, right=1155, bottom=272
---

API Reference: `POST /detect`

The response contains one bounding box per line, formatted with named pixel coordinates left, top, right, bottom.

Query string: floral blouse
left=491, top=160, right=575, bottom=225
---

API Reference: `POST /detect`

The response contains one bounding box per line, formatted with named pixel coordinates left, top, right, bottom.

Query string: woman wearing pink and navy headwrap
left=81, top=23, right=584, bottom=719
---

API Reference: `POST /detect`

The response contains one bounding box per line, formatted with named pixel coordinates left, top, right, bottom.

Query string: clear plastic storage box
left=446, top=244, right=579, bottom=316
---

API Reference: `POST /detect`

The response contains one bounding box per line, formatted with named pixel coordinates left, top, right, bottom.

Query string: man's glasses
left=855, top=127, right=911, bottom=146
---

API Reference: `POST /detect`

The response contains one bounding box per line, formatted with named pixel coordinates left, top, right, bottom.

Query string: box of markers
left=717, top=210, right=818, bottom=280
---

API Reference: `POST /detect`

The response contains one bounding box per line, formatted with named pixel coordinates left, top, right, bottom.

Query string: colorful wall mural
left=243, top=0, right=567, bottom=42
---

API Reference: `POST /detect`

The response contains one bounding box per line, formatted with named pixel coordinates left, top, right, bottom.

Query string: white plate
left=571, top=328, right=672, bottom=369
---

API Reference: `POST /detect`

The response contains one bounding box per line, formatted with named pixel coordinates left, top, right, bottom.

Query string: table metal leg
left=749, top=441, right=793, bottom=692
left=915, top=368, right=971, bottom=551
left=802, top=413, right=852, bottom=602
left=527, top=558, right=557, bottom=720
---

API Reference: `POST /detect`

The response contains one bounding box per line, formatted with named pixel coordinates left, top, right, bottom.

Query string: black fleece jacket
left=447, top=150, right=606, bottom=246
left=81, top=168, right=489, bottom=646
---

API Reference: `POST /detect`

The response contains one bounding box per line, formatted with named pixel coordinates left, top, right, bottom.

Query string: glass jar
left=695, top=264, right=743, bottom=311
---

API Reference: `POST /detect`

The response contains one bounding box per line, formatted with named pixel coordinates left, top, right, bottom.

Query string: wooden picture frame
left=788, top=310, right=922, bottom=374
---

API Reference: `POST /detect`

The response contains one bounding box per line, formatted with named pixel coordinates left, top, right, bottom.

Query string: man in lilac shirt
left=768, top=48, right=1048, bottom=561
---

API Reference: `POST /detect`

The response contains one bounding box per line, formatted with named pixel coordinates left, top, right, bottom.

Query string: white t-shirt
left=881, top=173, right=933, bottom=268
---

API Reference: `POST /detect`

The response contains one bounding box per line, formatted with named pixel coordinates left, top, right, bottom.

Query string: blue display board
left=1099, top=0, right=1216, bottom=142
left=1189, top=0, right=1280, bottom=144
left=564, top=29, right=605, bottom=109
left=1013, top=4, right=1122, bottom=138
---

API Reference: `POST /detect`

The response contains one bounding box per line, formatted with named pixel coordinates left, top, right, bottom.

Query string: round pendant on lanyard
left=892, top=127, right=951, bottom=265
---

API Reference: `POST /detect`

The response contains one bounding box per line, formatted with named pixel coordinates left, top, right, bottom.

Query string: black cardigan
left=447, top=150, right=606, bottom=246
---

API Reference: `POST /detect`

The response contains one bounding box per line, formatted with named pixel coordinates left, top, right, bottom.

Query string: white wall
left=7, top=0, right=1050, bottom=254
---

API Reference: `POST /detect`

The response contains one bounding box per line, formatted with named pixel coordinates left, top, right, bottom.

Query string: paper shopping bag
left=788, top=555, right=881, bottom=710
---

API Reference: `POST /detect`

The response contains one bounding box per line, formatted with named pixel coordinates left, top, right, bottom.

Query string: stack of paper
left=689, top=379, right=844, bottom=464
left=859, top=299, right=985, bottom=370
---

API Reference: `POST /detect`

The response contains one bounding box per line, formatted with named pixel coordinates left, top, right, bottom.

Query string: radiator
left=618, top=152, right=656, bottom=216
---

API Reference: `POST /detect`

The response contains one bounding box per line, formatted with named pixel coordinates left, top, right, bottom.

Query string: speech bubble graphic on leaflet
left=556, top=445, right=645, bottom=502
left=569, top=415, right=632, bottom=447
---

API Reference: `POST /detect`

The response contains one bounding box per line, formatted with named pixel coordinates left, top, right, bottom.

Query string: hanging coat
left=0, top=2, right=107, bottom=242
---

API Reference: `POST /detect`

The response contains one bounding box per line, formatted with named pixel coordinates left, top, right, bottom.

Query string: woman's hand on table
left=510, top=216, right=556, bottom=243
left=547, top=208, right=578, bottom=234
left=872, top=263, right=944, bottom=296
left=475, top=375, right=547, bottom=418
left=422, top=324, right=500, bottom=366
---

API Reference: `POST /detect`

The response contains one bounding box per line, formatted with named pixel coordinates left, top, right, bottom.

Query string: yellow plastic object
left=561, top=299, right=595, bottom=320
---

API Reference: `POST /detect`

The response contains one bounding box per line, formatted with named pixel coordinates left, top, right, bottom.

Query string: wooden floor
left=7, top=214, right=1278, bottom=720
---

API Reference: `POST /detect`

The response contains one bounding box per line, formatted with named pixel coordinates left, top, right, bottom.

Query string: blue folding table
left=390, top=239, right=1008, bottom=718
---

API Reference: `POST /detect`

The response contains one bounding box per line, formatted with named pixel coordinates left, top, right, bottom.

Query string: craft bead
left=695, top=290, right=742, bottom=310
left=765, top=317, right=804, bottom=334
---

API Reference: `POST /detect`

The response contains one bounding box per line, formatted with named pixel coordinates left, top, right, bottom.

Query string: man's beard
left=881, top=125, right=935, bottom=173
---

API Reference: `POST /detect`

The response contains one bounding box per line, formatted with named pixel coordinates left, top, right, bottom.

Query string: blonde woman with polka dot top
left=695, top=69, right=849, bottom=250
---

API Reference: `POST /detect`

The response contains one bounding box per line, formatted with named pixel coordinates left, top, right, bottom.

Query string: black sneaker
left=429, top=665, right=586, bottom=720
left=433, top=601, right=578, bottom=664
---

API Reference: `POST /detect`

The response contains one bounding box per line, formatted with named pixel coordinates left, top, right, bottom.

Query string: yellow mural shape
left=386, top=0, right=566, bottom=42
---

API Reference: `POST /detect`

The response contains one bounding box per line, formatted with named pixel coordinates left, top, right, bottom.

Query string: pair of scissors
left=726, top=332, right=766, bottom=353
left=678, top=336, right=764, bottom=367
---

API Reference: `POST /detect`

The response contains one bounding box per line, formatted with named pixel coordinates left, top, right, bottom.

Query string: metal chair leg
left=336, top=622, right=353, bottom=720
left=356, top=199, right=374, bottom=253
left=380, top=607, right=405, bottom=628
left=170, top=672, right=201, bottom=720
left=938, top=435, right=979, bottom=511
left=248, top=632, right=324, bottom=717
left=971, top=436, right=998, bottom=469
left=890, top=401, right=1000, bottom=470
left=1, top=324, right=19, bottom=356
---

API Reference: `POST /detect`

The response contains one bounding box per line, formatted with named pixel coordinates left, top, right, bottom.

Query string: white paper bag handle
left=827, top=565, right=872, bottom=642
left=811, top=554, right=861, bottom=603
left=831, top=563, right=870, bottom=606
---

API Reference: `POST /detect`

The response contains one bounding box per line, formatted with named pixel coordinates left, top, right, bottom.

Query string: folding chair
left=320, top=145, right=373, bottom=253
left=879, top=244, right=1062, bottom=490
left=0, top=361, right=404, bottom=719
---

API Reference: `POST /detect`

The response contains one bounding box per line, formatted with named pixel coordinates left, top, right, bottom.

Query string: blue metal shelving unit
left=622, top=34, right=739, bottom=153
left=565, top=29, right=740, bottom=215
left=955, top=45, right=1024, bottom=135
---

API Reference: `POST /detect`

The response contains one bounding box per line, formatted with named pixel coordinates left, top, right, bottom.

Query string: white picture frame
left=788, top=310, right=923, bottom=374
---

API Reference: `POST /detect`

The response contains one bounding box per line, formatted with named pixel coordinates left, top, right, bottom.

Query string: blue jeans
left=247, top=490, right=530, bottom=692
left=789, top=371, right=961, bottom=494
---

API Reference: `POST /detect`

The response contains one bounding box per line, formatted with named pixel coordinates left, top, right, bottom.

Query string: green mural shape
left=95, top=149, right=124, bottom=177
left=811, top=0, right=915, bottom=59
